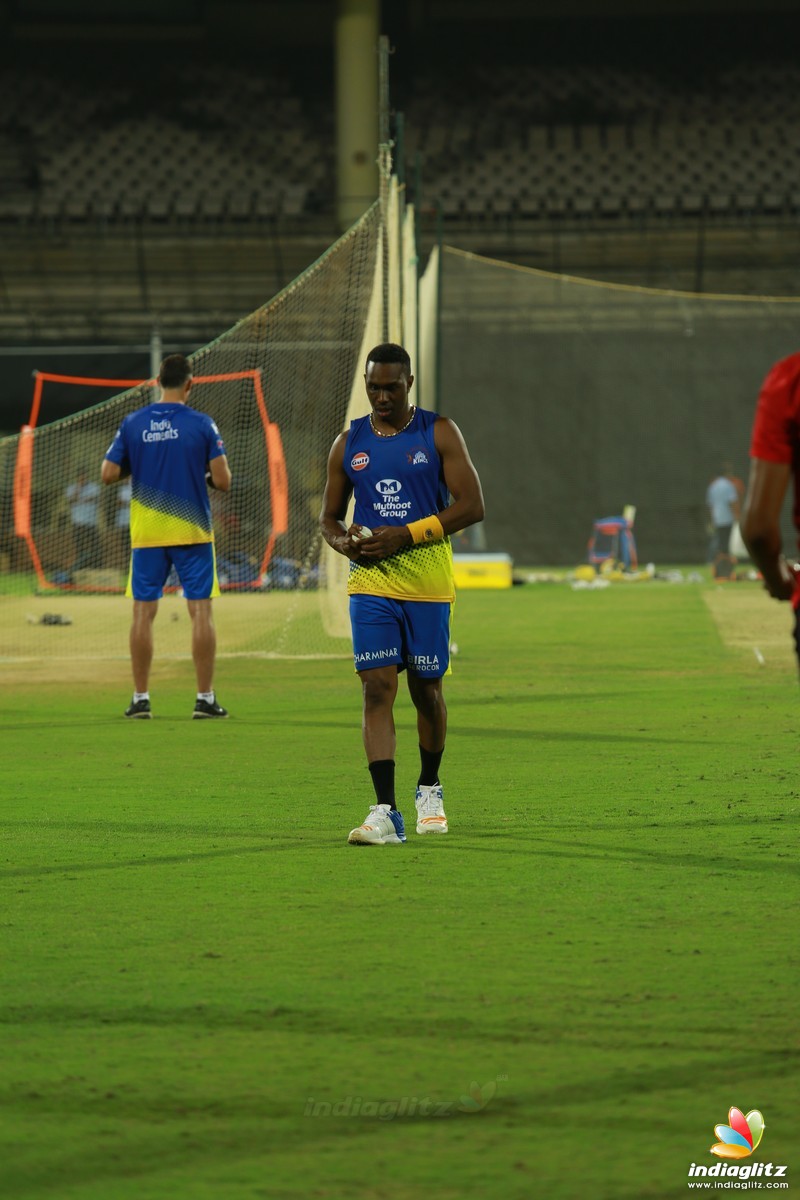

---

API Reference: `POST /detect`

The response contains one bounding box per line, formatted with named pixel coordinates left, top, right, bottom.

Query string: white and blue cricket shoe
left=348, top=803, right=407, bottom=845
left=415, top=784, right=449, bottom=835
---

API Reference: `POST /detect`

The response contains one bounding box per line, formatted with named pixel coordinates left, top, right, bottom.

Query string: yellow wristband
left=407, top=515, right=445, bottom=545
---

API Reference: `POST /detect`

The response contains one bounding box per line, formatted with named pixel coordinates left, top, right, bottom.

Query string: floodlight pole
left=335, top=0, right=379, bottom=230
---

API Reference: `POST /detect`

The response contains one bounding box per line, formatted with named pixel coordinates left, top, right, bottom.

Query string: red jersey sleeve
left=750, top=353, right=800, bottom=464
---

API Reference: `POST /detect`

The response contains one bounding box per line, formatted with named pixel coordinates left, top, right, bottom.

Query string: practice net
left=0, top=183, right=433, bottom=664
left=439, top=246, right=800, bottom=566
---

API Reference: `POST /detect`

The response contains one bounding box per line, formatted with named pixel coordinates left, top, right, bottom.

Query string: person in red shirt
left=741, top=354, right=800, bottom=633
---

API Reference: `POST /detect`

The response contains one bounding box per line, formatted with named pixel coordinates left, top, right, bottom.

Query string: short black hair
left=365, top=343, right=411, bottom=374
left=159, top=353, right=192, bottom=389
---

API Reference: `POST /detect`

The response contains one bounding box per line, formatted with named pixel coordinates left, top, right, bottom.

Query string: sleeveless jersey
left=343, top=407, right=454, bottom=602
left=105, top=402, right=226, bottom=549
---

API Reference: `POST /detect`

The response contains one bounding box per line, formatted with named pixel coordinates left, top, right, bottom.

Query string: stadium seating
left=0, top=51, right=799, bottom=226
left=401, top=59, right=800, bottom=224
left=0, top=56, right=330, bottom=224
left=1, top=43, right=799, bottom=347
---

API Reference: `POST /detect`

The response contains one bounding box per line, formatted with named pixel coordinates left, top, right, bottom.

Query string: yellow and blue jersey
left=344, top=407, right=454, bottom=603
left=105, top=403, right=226, bottom=549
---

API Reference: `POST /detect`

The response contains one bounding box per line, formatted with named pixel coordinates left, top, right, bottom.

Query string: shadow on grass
left=455, top=832, right=799, bottom=874
left=0, top=1096, right=522, bottom=1200
left=452, top=727, right=716, bottom=744
left=0, top=1050, right=794, bottom=1200
left=2, top=800, right=796, bottom=879
left=0, top=841, right=321, bottom=880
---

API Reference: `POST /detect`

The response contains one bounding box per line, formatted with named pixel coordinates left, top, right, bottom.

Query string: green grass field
left=1, top=580, right=797, bottom=1199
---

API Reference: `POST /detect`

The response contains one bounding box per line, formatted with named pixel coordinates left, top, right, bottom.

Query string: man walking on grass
left=320, top=343, right=485, bottom=844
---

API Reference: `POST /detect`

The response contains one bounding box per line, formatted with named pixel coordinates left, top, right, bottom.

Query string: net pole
left=378, top=33, right=392, bottom=343
left=13, top=424, right=52, bottom=590
left=414, top=150, right=422, bottom=403
left=435, top=199, right=443, bottom=412
left=150, top=326, right=162, bottom=379
left=395, top=110, right=405, bottom=340
left=29, top=371, right=45, bottom=430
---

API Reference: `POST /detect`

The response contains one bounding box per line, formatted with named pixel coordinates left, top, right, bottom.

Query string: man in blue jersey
left=320, top=343, right=485, bottom=844
left=101, top=353, right=232, bottom=719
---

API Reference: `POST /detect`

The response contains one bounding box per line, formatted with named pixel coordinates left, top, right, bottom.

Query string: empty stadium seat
left=0, top=51, right=798, bottom=228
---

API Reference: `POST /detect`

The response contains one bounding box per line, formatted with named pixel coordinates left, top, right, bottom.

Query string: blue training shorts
left=349, top=594, right=452, bottom=677
left=127, top=543, right=220, bottom=602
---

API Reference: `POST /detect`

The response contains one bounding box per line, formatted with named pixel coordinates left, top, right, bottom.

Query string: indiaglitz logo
left=458, top=1081, right=496, bottom=1112
left=375, top=479, right=402, bottom=495
left=351, top=452, right=369, bottom=471
left=304, top=1075, right=505, bottom=1121
left=711, top=1107, right=765, bottom=1159
left=686, top=1106, right=789, bottom=1187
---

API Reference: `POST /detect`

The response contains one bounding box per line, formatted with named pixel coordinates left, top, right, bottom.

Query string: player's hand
left=337, top=525, right=369, bottom=560
left=351, top=524, right=412, bottom=560
left=205, top=470, right=216, bottom=490
left=767, top=556, right=800, bottom=601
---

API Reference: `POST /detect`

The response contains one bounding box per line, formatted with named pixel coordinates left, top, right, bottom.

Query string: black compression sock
left=418, top=745, right=444, bottom=788
left=369, top=759, right=396, bottom=810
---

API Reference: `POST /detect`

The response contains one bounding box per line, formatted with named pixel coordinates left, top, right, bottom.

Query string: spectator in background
left=706, top=463, right=740, bottom=570
left=65, top=465, right=102, bottom=573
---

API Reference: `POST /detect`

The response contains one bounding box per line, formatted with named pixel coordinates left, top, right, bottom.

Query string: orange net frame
left=15, top=369, right=287, bottom=594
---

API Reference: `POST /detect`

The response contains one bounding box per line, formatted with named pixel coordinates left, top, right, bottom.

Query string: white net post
left=418, top=243, right=440, bottom=412
left=318, top=173, right=412, bottom=638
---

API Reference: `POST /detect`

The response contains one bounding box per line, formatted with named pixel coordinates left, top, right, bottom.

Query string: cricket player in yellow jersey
left=320, top=343, right=485, bottom=844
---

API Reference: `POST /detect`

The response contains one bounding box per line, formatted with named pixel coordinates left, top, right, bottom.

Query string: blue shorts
left=349, top=594, right=452, bottom=677
left=127, top=544, right=220, bottom=602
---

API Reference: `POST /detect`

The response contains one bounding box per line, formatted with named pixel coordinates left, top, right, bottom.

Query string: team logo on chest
left=351, top=452, right=370, bottom=471
left=407, top=447, right=429, bottom=465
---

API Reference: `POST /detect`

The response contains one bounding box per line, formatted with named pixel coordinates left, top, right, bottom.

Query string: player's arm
left=319, top=433, right=364, bottom=560
left=207, top=453, right=232, bottom=492
left=101, top=458, right=130, bottom=484
left=432, top=417, right=485, bottom=534
left=741, top=457, right=795, bottom=600
left=101, top=459, right=122, bottom=484
left=101, top=420, right=130, bottom=484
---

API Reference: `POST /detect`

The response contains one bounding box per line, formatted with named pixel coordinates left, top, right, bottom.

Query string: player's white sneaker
left=347, top=804, right=407, bottom=845
left=415, top=784, right=448, bottom=834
